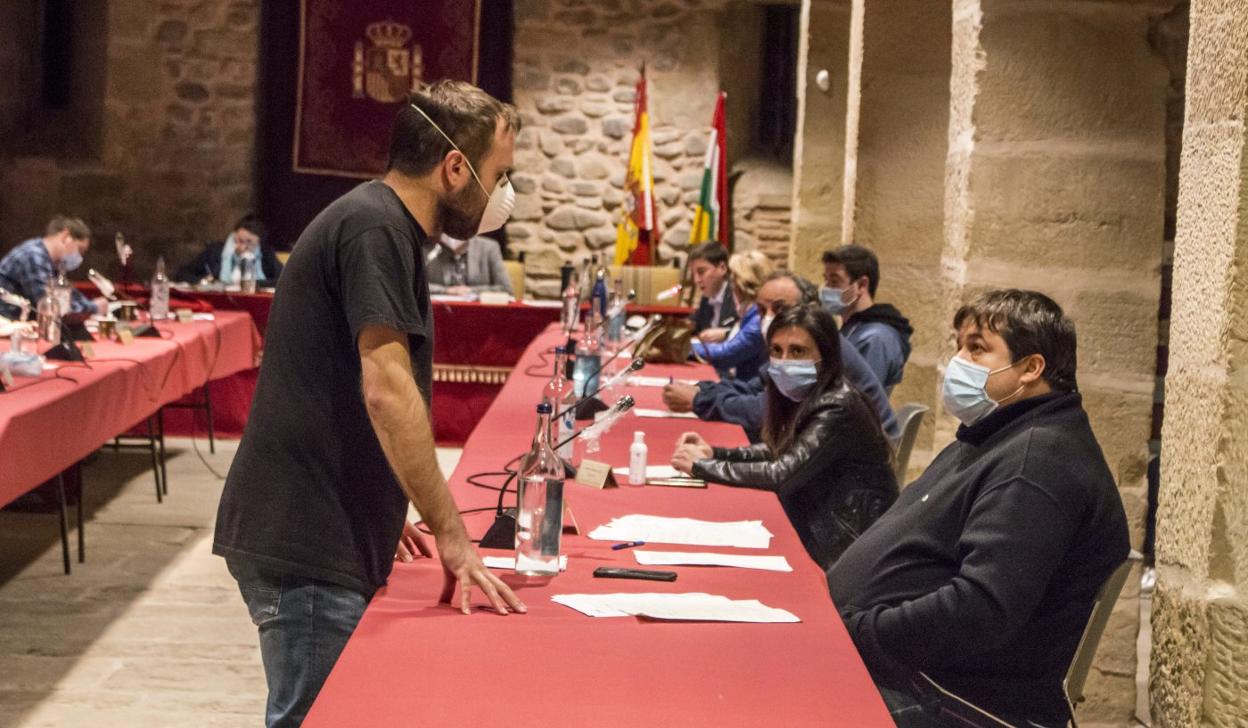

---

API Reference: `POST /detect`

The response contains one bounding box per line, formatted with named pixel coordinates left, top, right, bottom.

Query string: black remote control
left=592, top=567, right=677, bottom=582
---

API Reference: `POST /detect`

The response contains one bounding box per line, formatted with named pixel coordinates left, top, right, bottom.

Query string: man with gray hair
left=663, top=271, right=899, bottom=443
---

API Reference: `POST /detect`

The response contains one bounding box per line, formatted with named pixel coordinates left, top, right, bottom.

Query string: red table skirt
left=0, top=311, right=259, bottom=506
left=159, top=294, right=690, bottom=445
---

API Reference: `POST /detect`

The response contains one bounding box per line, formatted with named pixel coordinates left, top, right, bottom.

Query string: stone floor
left=0, top=438, right=460, bottom=728
left=1, top=437, right=1151, bottom=728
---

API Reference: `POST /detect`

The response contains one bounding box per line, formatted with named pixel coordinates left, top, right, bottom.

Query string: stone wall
left=1152, top=1, right=1248, bottom=725
left=939, top=2, right=1172, bottom=722
left=842, top=0, right=951, bottom=478
left=508, top=0, right=733, bottom=298
left=789, top=0, right=852, bottom=279
left=0, top=0, right=258, bottom=278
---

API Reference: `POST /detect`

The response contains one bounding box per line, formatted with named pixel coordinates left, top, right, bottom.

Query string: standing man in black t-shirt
left=214, top=80, right=524, bottom=727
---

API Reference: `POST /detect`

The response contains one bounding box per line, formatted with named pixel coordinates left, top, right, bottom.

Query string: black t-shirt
left=214, top=180, right=433, bottom=596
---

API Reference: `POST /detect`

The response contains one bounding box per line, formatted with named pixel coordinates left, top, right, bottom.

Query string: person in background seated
left=425, top=233, right=512, bottom=296
left=664, top=271, right=900, bottom=444
left=827, top=289, right=1128, bottom=728
left=176, top=214, right=283, bottom=286
left=672, top=304, right=897, bottom=570
left=0, top=216, right=107, bottom=318
left=686, top=241, right=737, bottom=335
left=691, top=249, right=773, bottom=382
left=822, top=245, right=912, bottom=393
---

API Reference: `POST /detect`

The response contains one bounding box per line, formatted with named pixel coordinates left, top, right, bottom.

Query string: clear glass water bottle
left=542, top=346, right=577, bottom=459
left=515, top=403, right=565, bottom=576
left=571, top=308, right=602, bottom=401
left=240, top=252, right=257, bottom=294
left=53, top=264, right=72, bottom=318
left=560, top=273, right=579, bottom=335
left=149, top=256, right=170, bottom=320
left=36, top=279, right=61, bottom=345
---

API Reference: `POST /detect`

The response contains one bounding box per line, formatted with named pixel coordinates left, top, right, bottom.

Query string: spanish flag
left=614, top=66, right=658, bottom=266
left=689, top=92, right=729, bottom=248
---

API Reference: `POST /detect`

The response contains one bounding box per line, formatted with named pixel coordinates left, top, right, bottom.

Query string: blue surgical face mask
left=820, top=286, right=854, bottom=316
left=769, top=358, right=820, bottom=402
left=941, top=356, right=1023, bottom=426
left=62, top=250, right=84, bottom=272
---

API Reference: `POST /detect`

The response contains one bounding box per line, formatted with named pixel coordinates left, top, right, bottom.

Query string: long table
left=161, top=290, right=691, bottom=443
left=303, top=325, right=892, bottom=727
left=0, top=311, right=260, bottom=507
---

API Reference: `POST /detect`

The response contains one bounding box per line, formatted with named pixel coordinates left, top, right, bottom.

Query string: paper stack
left=551, top=592, right=799, bottom=623
left=588, top=514, right=773, bottom=549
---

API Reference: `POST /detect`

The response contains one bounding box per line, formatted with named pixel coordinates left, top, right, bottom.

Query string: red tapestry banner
left=294, top=0, right=481, bottom=178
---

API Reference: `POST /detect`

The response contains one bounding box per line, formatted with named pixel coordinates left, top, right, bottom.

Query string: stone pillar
left=1152, top=2, right=1248, bottom=725
left=843, top=0, right=951, bottom=476
left=789, top=0, right=852, bottom=280
left=942, top=1, right=1171, bottom=721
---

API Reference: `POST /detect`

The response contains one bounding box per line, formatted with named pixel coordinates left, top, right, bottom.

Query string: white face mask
left=761, top=313, right=775, bottom=338
left=408, top=103, right=515, bottom=235
left=941, top=355, right=1024, bottom=426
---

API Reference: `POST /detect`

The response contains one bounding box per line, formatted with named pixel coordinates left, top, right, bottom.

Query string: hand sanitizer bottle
left=628, top=431, right=647, bottom=486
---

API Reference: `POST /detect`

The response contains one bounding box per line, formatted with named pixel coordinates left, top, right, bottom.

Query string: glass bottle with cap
left=515, top=402, right=565, bottom=576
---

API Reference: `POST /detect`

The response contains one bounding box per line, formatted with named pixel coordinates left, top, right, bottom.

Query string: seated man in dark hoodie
left=822, top=245, right=912, bottom=393
left=662, top=271, right=899, bottom=444
left=827, top=289, right=1128, bottom=728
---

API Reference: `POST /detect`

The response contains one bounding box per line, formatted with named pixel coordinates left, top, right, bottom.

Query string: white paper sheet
left=482, top=555, right=568, bottom=571
left=520, top=300, right=564, bottom=308
left=588, top=514, right=773, bottom=549
left=633, top=551, right=793, bottom=572
left=632, top=408, right=698, bottom=419
left=551, top=592, right=799, bottom=623
left=612, top=465, right=682, bottom=480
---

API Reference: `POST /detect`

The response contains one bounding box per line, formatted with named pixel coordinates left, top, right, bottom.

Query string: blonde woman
left=691, top=249, right=774, bottom=381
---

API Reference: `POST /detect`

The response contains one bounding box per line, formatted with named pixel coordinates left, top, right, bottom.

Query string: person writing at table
left=175, top=214, right=283, bottom=286
left=671, top=304, right=898, bottom=570
left=213, top=81, right=525, bottom=728
left=690, top=249, right=773, bottom=382
left=425, top=233, right=513, bottom=296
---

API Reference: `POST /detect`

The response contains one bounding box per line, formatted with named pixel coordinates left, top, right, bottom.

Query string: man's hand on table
left=671, top=431, right=714, bottom=475
left=698, top=327, right=729, bottom=344
left=663, top=382, right=699, bottom=413
left=437, top=531, right=527, bottom=616
left=394, top=520, right=433, bottom=562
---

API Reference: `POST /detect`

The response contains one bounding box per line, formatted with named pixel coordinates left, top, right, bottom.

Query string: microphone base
left=45, top=339, right=85, bottom=362
left=131, top=324, right=162, bottom=338
left=478, top=509, right=517, bottom=550
left=574, top=396, right=609, bottom=421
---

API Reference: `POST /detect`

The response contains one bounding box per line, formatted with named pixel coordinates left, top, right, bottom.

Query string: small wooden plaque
left=81, top=343, right=96, bottom=358
left=117, top=329, right=135, bottom=346
left=0, top=368, right=12, bottom=388
left=575, top=459, right=618, bottom=489
left=175, top=308, right=194, bottom=324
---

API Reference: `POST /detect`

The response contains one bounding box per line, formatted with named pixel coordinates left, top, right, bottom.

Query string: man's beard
left=438, top=183, right=484, bottom=240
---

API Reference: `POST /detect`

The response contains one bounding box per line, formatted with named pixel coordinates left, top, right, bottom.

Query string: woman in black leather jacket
left=671, top=304, right=898, bottom=570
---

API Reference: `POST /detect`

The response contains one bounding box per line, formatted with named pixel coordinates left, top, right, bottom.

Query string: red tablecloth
left=303, top=324, right=892, bottom=728
left=0, top=311, right=260, bottom=506
left=155, top=291, right=691, bottom=444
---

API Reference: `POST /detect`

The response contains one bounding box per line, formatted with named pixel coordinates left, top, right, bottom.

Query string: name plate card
left=575, top=460, right=618, bottom=489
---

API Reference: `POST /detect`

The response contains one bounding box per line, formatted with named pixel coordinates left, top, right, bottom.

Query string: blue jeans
left=878, top=683, right=1066, bottom=728
left=227, top=559, right=369, bottom=728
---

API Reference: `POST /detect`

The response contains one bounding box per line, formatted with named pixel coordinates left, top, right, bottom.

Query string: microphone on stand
left=558, top=357, right=644, bottom=422
left=478, top=395, right=637, bottom=549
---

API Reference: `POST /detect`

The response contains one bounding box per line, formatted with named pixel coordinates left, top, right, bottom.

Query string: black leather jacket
left=691, top=382, right=898, bottom=570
